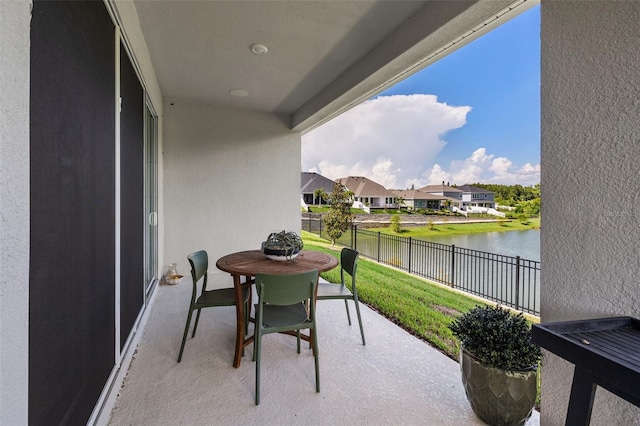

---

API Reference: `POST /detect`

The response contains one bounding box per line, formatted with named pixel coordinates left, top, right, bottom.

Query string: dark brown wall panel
left=30, top=1, right=115, bottom=424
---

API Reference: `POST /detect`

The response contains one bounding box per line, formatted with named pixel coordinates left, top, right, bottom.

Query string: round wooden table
left=216, top=249, right=338, bottom=368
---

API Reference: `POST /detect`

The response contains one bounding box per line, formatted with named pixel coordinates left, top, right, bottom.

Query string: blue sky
left=302, top=5, right=540, bottom=189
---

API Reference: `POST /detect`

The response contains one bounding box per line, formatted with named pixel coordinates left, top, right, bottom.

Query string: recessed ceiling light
left=250, top=44, right=268, bottom=55
left=229, top=89, right=249, bottom=97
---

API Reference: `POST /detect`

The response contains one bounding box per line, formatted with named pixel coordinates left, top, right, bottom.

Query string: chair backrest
left=256, top=270, right=319, bottom=306
left=340, top=248, right=359, bottom=284
left=187, top=250, right=208, bottom=292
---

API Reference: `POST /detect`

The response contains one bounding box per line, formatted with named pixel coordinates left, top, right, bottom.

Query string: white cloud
left=302, top=94, right=540, bottom=188
left=425, top=164, right=452, bottom=186
left=302, top=94, right=470, bottom=188
left=426, top=148, right=540, bottom=186
left=490, top=157, right=513, bottom=175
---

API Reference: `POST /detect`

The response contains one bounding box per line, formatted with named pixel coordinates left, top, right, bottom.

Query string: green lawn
left=368, top=217, right=540, bottom=238
left=302, top=231, right=488, bottom=359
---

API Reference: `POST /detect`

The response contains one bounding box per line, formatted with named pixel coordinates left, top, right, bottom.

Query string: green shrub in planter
left=449, top=305, right=541, bottom=372
left=449, top=305, right=541, bottom=425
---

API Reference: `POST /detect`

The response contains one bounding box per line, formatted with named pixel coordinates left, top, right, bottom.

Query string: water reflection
left=424, top=229, right=540, bottom=261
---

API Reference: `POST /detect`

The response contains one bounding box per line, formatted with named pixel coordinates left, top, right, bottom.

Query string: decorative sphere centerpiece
left=261, top=230, right=304, bottom=261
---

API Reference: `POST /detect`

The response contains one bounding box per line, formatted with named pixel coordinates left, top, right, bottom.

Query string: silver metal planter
left=460, top=348, right=537, bottom=426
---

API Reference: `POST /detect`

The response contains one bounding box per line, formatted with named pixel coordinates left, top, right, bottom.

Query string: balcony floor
left=107, top=278, right=540, bottom=425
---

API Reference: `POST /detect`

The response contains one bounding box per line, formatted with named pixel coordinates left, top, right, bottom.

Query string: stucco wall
left=162, top=101, right=301, bottom=283
left=541, top=1, right=640, bottom=424
left=0, top=1, right=30, bottom=424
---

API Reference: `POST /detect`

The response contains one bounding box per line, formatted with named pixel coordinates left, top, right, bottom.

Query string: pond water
left=424, top=229, right=540, bottom=261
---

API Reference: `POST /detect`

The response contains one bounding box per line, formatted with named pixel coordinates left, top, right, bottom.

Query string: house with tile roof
left=418, top=184, right=463, bottom=199
left=336, top=176, right=397, bottom=209
left=457, top=184, right=496, bottom=209
left=301, top=172, right=335, bottom=205
left=391, top=189, right=446, bottom=210
left=418, top=184, right=463, bottom=208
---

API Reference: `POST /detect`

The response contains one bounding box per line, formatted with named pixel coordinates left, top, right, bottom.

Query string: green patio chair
left=177, top=250, right=250, bottom=363
left=253, top=270, right=320, bottom=405
left=316, top=247, right=366, bottom=345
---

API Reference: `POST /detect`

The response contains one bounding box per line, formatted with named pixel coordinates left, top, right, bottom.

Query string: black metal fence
left=302, top=215, right=540, bottom=316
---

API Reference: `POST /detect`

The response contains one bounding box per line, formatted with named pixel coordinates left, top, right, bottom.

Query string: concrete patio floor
left=106, top=275, right=540, bottom=426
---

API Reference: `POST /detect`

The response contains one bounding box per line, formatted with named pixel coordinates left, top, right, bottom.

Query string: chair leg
left=296, top=330, right=301, bottom=353
left=191, top=308, right=202, bottom=338
left=252, top=324, right=257, bottom=362
left=242, top=299, right=250, bottom=358
left=253, top=311, right=259, bottom=362
left=312, top=327, right=320, bottom=392
left=255, top=331, right=262, bottom=405
left=244, top=299, right=250, bottom=336
left=344, top=299, right=352, bottom=325
left=353, top=298, right=366, bottom=345
left=177, top=308, right=194, bottom=363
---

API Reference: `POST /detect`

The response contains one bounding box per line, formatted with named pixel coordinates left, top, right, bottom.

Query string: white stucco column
left=0, top=1, right=31, bottom=424
left=541, top=1, right=640, bottom=424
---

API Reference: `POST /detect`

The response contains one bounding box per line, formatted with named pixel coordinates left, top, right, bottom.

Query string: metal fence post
left=450, top=244, right=456, bottom=288
left=377, top=232, right=381, bottom=262
left=350, top=224, right=353, bottom=248
left=353, top=224, right=357, bottom=250
left=515, top=256, right=521, bottom=311
left=408, top=237, right=412, bottom=273
left=353, top=225, right=358, bottom=250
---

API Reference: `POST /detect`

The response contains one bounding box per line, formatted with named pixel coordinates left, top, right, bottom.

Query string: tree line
left=464, top=183, right=540, bottom=216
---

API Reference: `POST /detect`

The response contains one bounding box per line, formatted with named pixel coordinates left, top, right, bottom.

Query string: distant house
left=391, top=189, right=445, bottom=210
left=337, top=176, right=397, bottom=209
left=418, top=184, right=463, bottom=208
left=301, top=172, right=335, bottom=205
left=457, top=184, right=495, bottom=209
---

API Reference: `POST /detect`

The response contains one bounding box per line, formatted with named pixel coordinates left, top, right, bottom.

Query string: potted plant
left=261, top=230, right=304, bottom=261
left=448, top=305, right=541, bottom=426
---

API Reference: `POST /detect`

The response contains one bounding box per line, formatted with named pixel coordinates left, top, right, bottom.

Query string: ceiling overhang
left=129, top=0, right=537, bottom=133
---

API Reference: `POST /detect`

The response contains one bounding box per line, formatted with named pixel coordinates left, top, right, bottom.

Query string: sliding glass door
left=145, top=103, right=159, bottom=296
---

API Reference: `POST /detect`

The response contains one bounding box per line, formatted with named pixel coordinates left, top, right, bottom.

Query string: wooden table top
left=216, top=249, right=338, bottom=276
